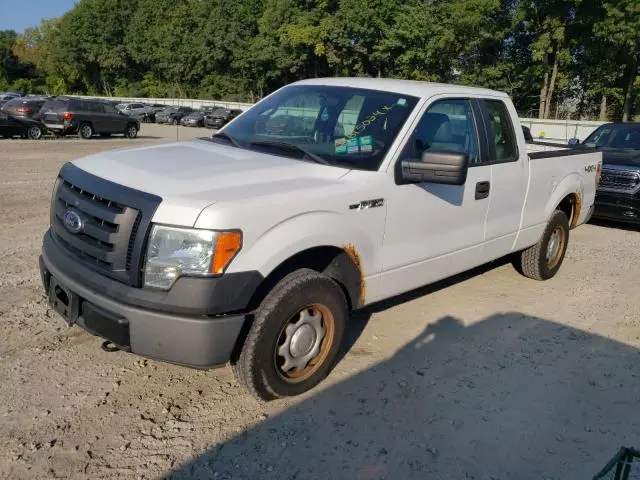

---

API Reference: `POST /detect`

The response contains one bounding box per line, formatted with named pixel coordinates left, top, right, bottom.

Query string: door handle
left=475, top=181, right=490, bottom=200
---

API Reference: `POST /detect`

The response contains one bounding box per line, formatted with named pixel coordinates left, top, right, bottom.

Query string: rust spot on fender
left=571, top=192, right=582, bottom=228
left=342, top=243, right=366, bottom=306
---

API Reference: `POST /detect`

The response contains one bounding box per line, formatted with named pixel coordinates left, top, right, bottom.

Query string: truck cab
left=40, top=78, right=602, bottom=400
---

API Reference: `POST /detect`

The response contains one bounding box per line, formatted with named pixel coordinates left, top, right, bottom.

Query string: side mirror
left=400, top=151, right=469, bottom=185
left=568, top=138, right=580, bottom=146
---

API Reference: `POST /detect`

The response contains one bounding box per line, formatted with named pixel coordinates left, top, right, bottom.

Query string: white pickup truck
left=40, top=78, right=602, bottom=400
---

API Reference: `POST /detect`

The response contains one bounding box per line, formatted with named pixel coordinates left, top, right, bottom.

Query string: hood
left=72, top=140, right=349, bottom=226
left=600, top=148, right=640, bottom=168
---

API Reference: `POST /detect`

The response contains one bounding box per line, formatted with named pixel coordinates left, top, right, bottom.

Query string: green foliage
left=2, top=0, right=639, bottom=119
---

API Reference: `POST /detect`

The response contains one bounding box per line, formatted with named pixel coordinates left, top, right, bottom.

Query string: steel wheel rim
left=28, top=126, right=41, bottom=139
left=127, top=126, right=137, bottom=137
left=274, top=304, right=335, bottom=383
left=546, top=226, right=565, bottom=268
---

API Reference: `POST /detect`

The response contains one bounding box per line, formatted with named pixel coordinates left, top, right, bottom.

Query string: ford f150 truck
left=40, top=78, right=602, bottom=400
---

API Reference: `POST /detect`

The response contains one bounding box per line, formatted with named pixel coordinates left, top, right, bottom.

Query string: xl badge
left=63, top=209, right=84, bottom=234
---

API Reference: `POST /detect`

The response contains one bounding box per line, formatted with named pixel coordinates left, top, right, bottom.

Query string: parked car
left=39, top=78, right=601, bottom=400
left=1, top=96, right=47, bottom=119
left=0, top=110, right=44, bottom=139
left=40, top=97, right=140, bottom=139
left=155, top=106, right=193, bottom=124
left=116, top=102, right=155, bottom=123
left=149, top=103, right=170, bottom=114
left=180, top=109, right=211, bottom=127
left=0, top=92, right=22, bottom=107
left=572, top=122, right=640, bottom=224
left=203, top=108, right=242, bottom=129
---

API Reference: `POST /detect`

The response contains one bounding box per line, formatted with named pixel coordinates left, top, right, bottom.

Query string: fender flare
left=544, top=172, right=582, bottom=226
left=228, top=211, right=377, bottom=308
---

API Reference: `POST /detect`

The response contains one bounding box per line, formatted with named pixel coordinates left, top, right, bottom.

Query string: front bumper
left=593, top=192, right=640, bottom=224
left=40, top=231, right=261, bottom=368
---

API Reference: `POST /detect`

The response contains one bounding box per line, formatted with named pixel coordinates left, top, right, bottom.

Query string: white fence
left=519, top=118, right=603, bottom=143
left=70, top=95, right=254, bottom=112
left=72, top=94, right=604, bottom=143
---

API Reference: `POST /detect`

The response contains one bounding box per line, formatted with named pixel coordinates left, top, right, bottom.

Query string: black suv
left=204, top=108, right=243, bottom=129
left=40, top=97, right=140, bottom=139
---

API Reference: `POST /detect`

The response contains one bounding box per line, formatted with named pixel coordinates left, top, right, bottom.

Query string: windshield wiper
left=210, top=131, right=241, bottom=148
left=249, top=140, right=330, bottom=165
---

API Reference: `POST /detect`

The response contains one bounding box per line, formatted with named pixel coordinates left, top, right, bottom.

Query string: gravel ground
left=1, top=124, right=639, bottom=480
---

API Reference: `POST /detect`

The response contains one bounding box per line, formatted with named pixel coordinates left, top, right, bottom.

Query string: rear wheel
left=513, top=210, right=570, bottom=280
left=26, top=125, right=43, bottom=140
left=124, top=124, right=138, bottom=139
left=78, top=123, right=93, bottom=139
left=233, top=269, right=347, bottom=401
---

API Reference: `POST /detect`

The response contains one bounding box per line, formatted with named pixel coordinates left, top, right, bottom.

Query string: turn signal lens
left=212, top=231, right=242, bottom=274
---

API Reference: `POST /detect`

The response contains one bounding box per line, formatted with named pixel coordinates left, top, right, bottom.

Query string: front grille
left=50, top=163, right=161, bottom=286
left=599, top=168, right=640, bottom=192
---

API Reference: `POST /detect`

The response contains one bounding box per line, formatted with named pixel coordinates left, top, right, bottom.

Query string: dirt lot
left=1, top=124, right=639, bottom=480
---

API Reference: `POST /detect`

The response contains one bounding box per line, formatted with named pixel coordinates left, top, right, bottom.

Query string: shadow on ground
left=589, top=218, right=640, bottom=232
left=167, top=309, right=640, bottom=480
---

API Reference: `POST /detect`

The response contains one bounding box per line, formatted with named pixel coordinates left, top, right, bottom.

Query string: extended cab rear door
left=475, top=98, right=528, bottom=259
left=381, top=97, right=491, bottom=298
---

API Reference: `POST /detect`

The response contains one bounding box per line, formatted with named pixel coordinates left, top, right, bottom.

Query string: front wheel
left=233, top=269, right=348, bottom=401
left=513, top=210, right=570, bottom=280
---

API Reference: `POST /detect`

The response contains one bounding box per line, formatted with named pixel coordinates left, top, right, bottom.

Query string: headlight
left=144, top=225, right=242, bottom=290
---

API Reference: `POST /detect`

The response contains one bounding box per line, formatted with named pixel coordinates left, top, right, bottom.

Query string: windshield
left=218, top=85, right=419, bottom=171
left=583, top=124, right=640, bottom=149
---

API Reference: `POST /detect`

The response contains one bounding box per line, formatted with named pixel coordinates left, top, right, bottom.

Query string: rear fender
left=544, top=173, right=582, bottom=225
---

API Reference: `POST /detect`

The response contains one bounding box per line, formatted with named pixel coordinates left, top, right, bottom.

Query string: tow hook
left=101, top=340, right=120, bottom=353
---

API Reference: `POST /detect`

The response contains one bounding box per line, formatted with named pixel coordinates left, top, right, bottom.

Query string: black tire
left=26, top=125, right=43, bottom=140
left=78, top=123, right=93, bottom=139
left=513, top=210, right=570, bottom=280
left=99, top=133, right=111, bottom=138
left=233, top=268, right=348, bottom=401
left=124, top=124, right=138, bottom=139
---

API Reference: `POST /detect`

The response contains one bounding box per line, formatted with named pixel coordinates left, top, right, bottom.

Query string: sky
left=0, top=0, right=77, bottom=33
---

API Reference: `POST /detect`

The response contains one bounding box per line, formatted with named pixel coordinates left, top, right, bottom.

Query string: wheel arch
left=246, top=245, right=364, bottom=313
left=545, top=173, right=583, bottom=228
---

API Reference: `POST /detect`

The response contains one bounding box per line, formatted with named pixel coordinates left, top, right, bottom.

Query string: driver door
left=381, top=98, right=491, bottom=299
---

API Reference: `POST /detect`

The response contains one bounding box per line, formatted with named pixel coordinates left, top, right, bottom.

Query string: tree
left=594, top=0, right=640, bottom=121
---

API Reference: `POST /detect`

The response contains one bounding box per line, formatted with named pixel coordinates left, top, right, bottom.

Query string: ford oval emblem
left=63, top=209, right=84, bottom=234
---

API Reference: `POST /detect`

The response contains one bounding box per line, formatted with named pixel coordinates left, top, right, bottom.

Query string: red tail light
left=16, top=106, right=32, bottom=114
left=62, top=111, right=74, bottom=120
